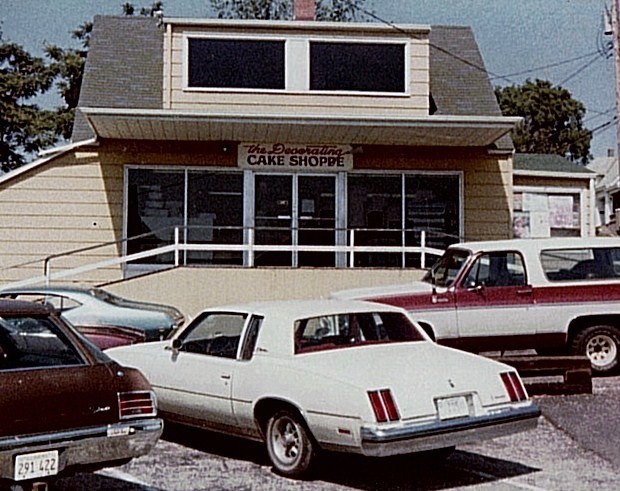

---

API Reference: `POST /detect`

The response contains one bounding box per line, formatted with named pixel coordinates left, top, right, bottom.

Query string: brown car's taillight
left=500, top=372, right=528, bottom=402
left=118, top=391, right=157, bottom=419
left=368, top=389, right=401, bottom=423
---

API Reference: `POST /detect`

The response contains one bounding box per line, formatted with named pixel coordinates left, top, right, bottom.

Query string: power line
left=558, top=53, right=605, bottom=86
left=490, top=51, right=605, bottom=80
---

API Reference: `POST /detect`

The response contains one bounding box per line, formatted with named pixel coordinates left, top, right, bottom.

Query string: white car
left=106, top=299, right=540, bottom=478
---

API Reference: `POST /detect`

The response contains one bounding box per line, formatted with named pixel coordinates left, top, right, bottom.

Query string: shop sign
left=238, top=143, right=353, bottom=172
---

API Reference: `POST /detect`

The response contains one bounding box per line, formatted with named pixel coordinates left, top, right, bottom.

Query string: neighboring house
left=0, top=11, right=529, bottom=309
left=587, top=155, right=620, bottom=232
left=513, top=153, right=597, bottom=238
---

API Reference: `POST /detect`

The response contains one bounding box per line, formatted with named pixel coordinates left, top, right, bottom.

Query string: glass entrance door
left=254, top=175, right=293, bottom=266
left=253, top=174, right=336, bottom=267
left=298, top=175, right=336, bottom=267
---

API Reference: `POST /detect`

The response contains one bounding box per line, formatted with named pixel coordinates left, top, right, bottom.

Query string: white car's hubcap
left=273, top=418, right=300, bottom=464
left=586, top=334, right=617, bottom=367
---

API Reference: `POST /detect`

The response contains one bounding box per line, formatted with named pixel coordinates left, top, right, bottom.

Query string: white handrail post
left=174, top=227, right=180, bottom=267
left=421, top=230, right=426, bottom=269
left=248, top=227, right=255, bottom=267
left=349, top=229, right=354, bottom=268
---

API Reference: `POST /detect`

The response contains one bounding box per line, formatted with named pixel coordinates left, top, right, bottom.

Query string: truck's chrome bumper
left=360, top=404, right=540, bottom=457
left=0, top=418, right=163, bottom=480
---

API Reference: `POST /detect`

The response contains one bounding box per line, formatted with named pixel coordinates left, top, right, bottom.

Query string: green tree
left=495, top=79, right=592, bottom=164
left=44, top=22, right=92, bottom=140
left=0, top=35, right=60, bottom=171
left=209, top=0, right=368, bottom=21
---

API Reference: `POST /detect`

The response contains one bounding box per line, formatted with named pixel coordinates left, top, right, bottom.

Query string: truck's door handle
left=516, top=288, right=532, bottom=296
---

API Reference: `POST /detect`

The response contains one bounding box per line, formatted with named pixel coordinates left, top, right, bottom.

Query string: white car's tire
left=266, top=409, right=315, bottom=478
left=571, top=325, right=620, bottom=375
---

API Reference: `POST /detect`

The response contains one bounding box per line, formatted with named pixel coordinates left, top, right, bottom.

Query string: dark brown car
left=0, top=300, right=163, bottom=489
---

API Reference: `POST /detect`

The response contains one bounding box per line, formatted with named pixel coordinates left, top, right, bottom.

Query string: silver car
left=0, top=286, right=184, bottom=347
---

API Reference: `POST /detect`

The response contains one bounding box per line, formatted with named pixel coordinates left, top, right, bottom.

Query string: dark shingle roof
left=429, top=25, right=512, bottom=151
left=514, top=153, right=595, bottom=174
left=71, top=16, right=164, bottom=141
left=429, top=25, right=502, bottom=117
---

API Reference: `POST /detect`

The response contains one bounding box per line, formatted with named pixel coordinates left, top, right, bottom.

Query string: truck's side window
left=465, top=252, right=526, bottom=287
left=541, top=247, right=620, bottom=281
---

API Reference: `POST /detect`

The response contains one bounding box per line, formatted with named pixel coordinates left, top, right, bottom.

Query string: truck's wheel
left=571, top=325, right=620, bottom=375
left=266, top=409, right=315, bottom=478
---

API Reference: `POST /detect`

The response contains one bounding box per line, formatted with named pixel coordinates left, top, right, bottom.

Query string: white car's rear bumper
left=360, top=404, right=540, bottom=457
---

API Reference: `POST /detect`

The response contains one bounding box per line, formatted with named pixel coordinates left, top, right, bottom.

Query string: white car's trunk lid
left=295, top=342, right=512, bottom=419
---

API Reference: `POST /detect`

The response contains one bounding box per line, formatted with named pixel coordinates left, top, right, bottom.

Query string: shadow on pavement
left=162, top=422, right=539, bottom=490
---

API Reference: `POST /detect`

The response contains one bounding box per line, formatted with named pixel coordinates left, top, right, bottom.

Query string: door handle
left=516, top=288, right=532, bottom=295
left=220, top=374, right=231, bottom=380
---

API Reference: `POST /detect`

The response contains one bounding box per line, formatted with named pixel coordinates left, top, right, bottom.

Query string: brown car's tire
left=266, top=409, right=315, bottom=478
left=570, top=325, right=620, bottom=375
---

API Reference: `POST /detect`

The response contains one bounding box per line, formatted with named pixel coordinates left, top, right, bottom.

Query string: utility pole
left=609, top=0, right=620, bottom=226
left=613, top=0, right=620, bottom=164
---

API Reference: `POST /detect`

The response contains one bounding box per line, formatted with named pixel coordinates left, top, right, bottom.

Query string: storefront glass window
left=405, top=175, right=460, bottom=266
left=347, top=175, right=402, bottom=267
left=126, top=169, right=184, bottom=263
left=127, top=168, right=461, bottom=269
left=187, top=172, right=244, bottom=265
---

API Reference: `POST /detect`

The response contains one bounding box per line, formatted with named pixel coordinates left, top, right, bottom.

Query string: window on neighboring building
left=513, top=191, right=581, bottom=238
left=309, top=41, right=406, bottom=93
left=187, top=38, right=286, bottom=89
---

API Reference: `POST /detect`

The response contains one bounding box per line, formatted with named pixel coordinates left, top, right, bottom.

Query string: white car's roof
left=203, top=299, right=407, bottom=319
left=450, top=237, right=620, bottom=254
left=187, top=299, right=417, bottom=359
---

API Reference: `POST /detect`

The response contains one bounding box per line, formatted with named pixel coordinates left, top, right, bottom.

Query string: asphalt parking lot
left=54, top=377, right=620, bottom=491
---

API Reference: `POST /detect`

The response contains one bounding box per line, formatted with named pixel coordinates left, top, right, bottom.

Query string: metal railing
left=3, top=226, right=455, bottom=289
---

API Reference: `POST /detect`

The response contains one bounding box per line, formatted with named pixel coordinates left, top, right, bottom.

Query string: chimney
left=293, top=0, right=315, bottom=21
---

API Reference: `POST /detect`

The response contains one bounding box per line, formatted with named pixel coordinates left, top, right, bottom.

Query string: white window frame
left=182, top=32, right=410, bottom=97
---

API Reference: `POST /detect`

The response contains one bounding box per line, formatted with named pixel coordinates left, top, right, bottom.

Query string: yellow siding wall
left=0, top=142, right=511, bottom=286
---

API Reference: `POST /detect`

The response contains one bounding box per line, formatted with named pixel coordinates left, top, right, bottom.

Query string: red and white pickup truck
left=333, top=238, right=620, bottom=375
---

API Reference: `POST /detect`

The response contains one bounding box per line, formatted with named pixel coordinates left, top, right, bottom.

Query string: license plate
left=436, top=396, right=470, bottom=420
left=14, top=450, right=59, bottom=481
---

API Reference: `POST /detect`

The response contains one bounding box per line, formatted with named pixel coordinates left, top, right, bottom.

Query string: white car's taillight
left=118, top=390, right=157, bottom=419
left=500, top=371, right=528, bottom=402
left=367, top=389, right=401, bottom=423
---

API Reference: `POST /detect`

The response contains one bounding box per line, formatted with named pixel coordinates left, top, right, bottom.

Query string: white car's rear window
left=294, top=311, right=424, bottom=354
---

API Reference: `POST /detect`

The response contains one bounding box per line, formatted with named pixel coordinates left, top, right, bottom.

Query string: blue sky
left=1, top=0, right=616, bottom=157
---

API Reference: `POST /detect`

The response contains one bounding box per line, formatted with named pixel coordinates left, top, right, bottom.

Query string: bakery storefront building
left=0, top=14, right=536, bottom=310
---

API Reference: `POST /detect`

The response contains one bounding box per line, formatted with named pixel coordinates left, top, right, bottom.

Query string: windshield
left=423, top=249, right=470, bottom=287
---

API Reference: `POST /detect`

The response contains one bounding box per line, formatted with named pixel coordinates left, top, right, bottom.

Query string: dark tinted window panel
left=310, top=42, right=405, bottom=93
left=188, top=38, right=285, bottom=89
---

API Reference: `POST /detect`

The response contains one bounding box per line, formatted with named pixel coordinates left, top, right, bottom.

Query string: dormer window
left=309, top=41, right=405, bottom=93
left=187, top=38, right=286, bottom=89
left=184, top=35, right=408, bottom=95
